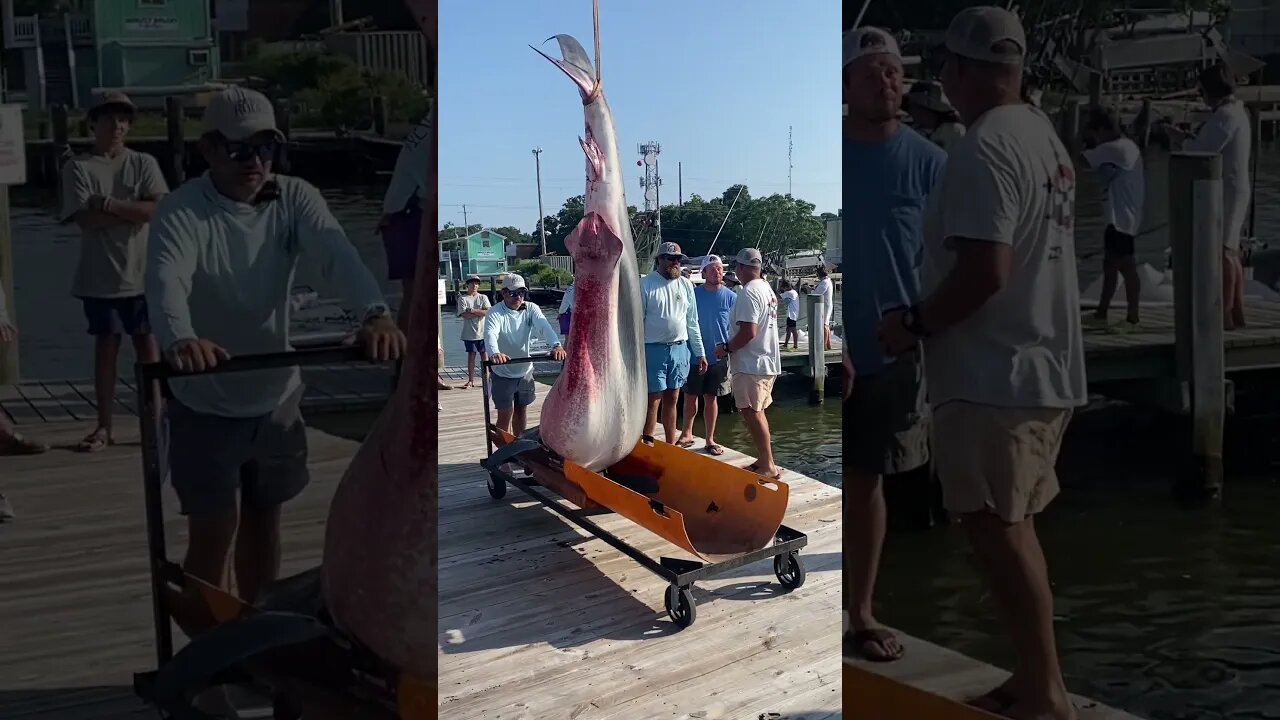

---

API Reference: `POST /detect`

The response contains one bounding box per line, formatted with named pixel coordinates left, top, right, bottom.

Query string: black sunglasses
left=659, top=254, right=682, bottom=262
left=507, top=288, right=528, bottom=297
left=223, top=140, right=278, bottom=163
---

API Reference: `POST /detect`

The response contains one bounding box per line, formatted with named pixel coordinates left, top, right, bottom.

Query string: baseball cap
left=945, top=6, right=1027, bottom=65
left=203, top=87, right=285, bottom=142
left=906, top=81, right=955, bottom=114
left=843, top=27, right=901, bottom=68
left=465, top=274, right=481, bottom=283
left=699, top=254, right=724, bottom=271
left=657, top=241, right=685, bottom=259
left=502, top=273, right=527, bottom=292
left=734, top=248, right=763, bottom=268
left=89, top=91, right=135, bottom=115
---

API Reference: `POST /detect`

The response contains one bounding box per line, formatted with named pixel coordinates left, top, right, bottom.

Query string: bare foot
left=968, top=674, right=1020, bottom=713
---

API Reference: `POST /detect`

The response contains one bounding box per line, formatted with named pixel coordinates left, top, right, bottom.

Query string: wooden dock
left=1, top=363, right=394, bottom=426
left=0, top=415, right=370, bottom=718
left=437, top=382, right=842, bottom=719
left=846, top=631, right=1145, bottom=719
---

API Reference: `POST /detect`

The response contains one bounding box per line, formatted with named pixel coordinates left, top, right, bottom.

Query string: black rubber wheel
left=664, top=585, right=697, bottom=628
left=774, top=552, right=805, bottom=591
left=487, top=473, right=507, bottom=499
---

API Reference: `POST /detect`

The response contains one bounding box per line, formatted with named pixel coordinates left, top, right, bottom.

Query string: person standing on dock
left=779, top=279, right=800, bottom=349
left=558, top=281, right=575, bottom=338
left=879, top=8, right=1086, bottom=719
left=483, top=274, right=566, bottom=447
left=905, top=80, right=967, bottom=153
left=59, top=91, right=169, bottom=454
left=675, top=254, right=736, bottom=455
left=640, top=242, right=708, bottom=445
left=1161, top=62, right=1253, bottom=330
left=842, top=24, right=946, bottom=664
left=813, top=266, right=834, bottom=350
left=145, top=87, right=405, bottom=616
left=378, top=108, right=432, bottom=334
left=1081, top=106, right=1145, bottom=333
left=456, top=274, right=491, bottom=388
left=716, top=248, right=781, bottom=478
left=0, top=277, right=48, bottom=462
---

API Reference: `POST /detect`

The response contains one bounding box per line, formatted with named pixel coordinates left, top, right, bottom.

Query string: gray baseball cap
left=657, top=241, right=686, bottom=259
left=945, top=6, right=1027, bottom=65
left=734, top=248, right=763, bottom=268
left=203, top=87, right=285, bottom=142
left=502, top=273, right=527, bottom=291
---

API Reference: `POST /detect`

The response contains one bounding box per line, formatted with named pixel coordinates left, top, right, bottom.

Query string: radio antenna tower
left=788, top=125, right=793, bottom=197
left=637, top=141, right=662, bottom=267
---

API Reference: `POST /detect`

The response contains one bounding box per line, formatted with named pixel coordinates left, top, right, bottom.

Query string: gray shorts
left=167, top=386, right=310, bottom=517
left=684, top=360, right=731, bottom=396
left=844, top=353, right=930, bottom=476
left=491, top=374, right=535, bottom=409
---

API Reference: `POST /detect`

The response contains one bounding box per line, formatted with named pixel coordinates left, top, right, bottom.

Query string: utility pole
left=788, top=125, right=793, bottom=197
left=329, top=0, right=344, bottom=27
left=462, top=204, right=469, bottom=235
left=678, top=161, right=682, bottom=206
left=533, top=147, right=548, bottom=256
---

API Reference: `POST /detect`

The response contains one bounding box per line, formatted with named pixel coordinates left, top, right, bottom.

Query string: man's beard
left=662, top=265, right=681, bottom=280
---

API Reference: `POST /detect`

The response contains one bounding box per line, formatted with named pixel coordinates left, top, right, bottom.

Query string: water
left=874, top=147, right=1280, bottom=719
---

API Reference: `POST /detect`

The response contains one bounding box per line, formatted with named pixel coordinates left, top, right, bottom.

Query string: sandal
left=0, top=433, right=49, bottom=456
left=846, top=628, right=905, bottom=662
left=704, top=444, right=725, bottom=456
left=675, top=438, right=695, bottom=448
left=77, top=428, right=111, bottom=453
left=966, top=686, right=1019, bottom=714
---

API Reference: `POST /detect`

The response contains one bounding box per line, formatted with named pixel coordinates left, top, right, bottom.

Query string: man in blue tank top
left=843, top=26, right=947, bottom=663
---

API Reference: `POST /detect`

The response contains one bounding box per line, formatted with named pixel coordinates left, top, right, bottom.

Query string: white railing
left=11, top=16, right=36, bottom=45
left=7, top=14, right=92, bottom=48
left=68, top=14, right=91, bottom=40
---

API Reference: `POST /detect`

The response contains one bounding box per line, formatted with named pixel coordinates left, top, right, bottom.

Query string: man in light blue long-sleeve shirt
left=145, top=87, right=406, bottom=610
left=640, top=241, right=707, bottom=444
left=484, top=273, right=565, bottom=438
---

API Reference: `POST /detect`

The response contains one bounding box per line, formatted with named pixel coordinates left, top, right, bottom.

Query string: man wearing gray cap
left=878, top=7, right=1085, bottom=719
left=639, top=241, right=707, bottom=444
left=842, top=24, right=947, bottom=664
left=145, top=86, right=406, bottom=615
left=59, top=91, right=169, bottom=453
left=456, top=273, right=491, bottom=388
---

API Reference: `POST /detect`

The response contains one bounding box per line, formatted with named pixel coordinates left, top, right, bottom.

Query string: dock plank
left=16, top=382, right=74, bottom=424
left=437, top=381, right=842, bottom=719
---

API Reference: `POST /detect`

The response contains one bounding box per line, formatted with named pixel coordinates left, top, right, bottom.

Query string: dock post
left=1062, top=99, right=1080, bottom=154
left=50, top=103, right=69, bottom=183
left=807, top=294, right=825, bottom=405
left=373, top=95, right=388, bottom=137
left=272, top=98, right=292, bottom=174
left=1169, top=151, right=1225, bottom=501
left=164, top=96, right=185, bottom=187
left=0, top=187, right=16, bottom=384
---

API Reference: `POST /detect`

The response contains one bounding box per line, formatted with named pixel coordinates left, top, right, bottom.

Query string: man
left=640, top=241, right=707, bottom=443
left=59, top=92, right=169, bottom=453
left=1081, top=106, right=1145, bottom=333
left=842, top=25, right=947, bottom=664
left=379, top=107, right=432, bottom=333
left=878, top=9, right=1086, bottom=719
left=779, top=279, right=799, bottom=349
left=456, top=274, right=490, bottom=388
left=813, top=266, right=834, bottom=350
left=146, top=87, right=406, bottom=617
left=484, top=273, right=566, bottom=444
left=715, top=248, right=781, bottom=478
left=675, top=255, right=736, bottom=455
left=558, top=281, right=575, bottom=337
left=0, top=279, right=47, bottom=460
left=1163, top=62, right=1252, bottom=329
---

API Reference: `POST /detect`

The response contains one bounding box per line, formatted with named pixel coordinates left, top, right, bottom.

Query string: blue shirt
left=843, top=127, right=946, bottom=376
left=694, top=284, right=736, bottom=366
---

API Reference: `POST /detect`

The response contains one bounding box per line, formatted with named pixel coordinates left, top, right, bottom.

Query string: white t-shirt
left=1183, top=98, right=1252, bottom=248
left=1081, top=137, right=1144, bottom=236
left=813, top=277, right=834, bottom=324
left=730, top=278, right=781, bottom=376
left=920, top=104, right=1087, bottom=410
left=382, top=111, right=432, bottom=214
left=780, top=289, right=799, bottom=321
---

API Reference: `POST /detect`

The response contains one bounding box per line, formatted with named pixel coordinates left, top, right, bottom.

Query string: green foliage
left=510, top=259, right=571, bottom=288
left=245, top=49, right=427, bottom=131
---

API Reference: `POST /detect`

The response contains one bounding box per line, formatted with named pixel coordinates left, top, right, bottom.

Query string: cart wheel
left=774, top=552, right=805, bottom=591
left=487, top=473, right=507, bottom=499
left=665, top=585, right=697, bottom=628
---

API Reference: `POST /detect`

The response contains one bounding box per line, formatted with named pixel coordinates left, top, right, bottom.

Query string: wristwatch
left=719, top=342, right=732, bottom=354
left=901, top=305, right=928, bottom=338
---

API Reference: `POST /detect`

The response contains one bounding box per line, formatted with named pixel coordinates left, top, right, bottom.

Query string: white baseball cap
left=502, top=273, right=527, bottom=292
left=843, top=27, right=901, bottom=68
left=945, top=6, right=1027, bottom=65
left=203, top=87, right=285, bottom=142
left=700, top=254, right=724, bottom=271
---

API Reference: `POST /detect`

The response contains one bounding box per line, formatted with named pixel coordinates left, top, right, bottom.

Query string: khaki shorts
left=932, top=401, right=1073, bottom=524
left=732, top=372, right=776, bottom=411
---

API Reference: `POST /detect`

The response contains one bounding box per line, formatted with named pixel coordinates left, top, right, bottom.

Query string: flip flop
left=77, top=429, right=111, bottom=453
left=847, top=628, right=905, bottom=662
left=675, top=438, right=695, bottom=448
left=704, top=444, right=725, bottom=456
left=966, top=687, right=1018, bottom=714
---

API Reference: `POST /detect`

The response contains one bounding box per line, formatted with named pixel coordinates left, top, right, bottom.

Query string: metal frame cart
left=478, top=355, right=808, bottom=629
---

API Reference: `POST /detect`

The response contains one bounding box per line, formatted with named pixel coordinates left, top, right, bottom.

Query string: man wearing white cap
left=878, top=8, right=1085, bottom=718
left=483, top=273, right=566, bottom=439
left=146, top=86, right=406, bottom=615
left=675, top=254, right=736, bottom=455
left=842, top=24, right=947, bottom=664
left=639, top=241, right=707, bottom=444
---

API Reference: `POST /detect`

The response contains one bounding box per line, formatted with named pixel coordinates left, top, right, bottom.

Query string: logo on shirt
left=1044, top=164, right=1076, bottom=232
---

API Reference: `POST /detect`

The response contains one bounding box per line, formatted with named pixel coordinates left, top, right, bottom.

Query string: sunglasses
left=507, top=288, right=528, bottom=297
left=223, top=141, right=278, bottom=163
left=659, top=254, right=682, bottom=262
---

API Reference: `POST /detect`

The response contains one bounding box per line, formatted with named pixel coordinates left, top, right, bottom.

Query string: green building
left=465, top=230, right=508, bottom=277
left=3, top=0, right=219, bottom=110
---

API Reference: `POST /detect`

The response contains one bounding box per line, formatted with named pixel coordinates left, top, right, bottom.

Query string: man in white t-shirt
left=778, top=279, right=799, bottom=349
left=813, top=266, right=834, bottom=350
left=1163, top=63, right=1253, bottom=329
left=715, top=248, right=782, bottom=479
left=1081, top=105, right=1145, bottom=332
left=878, top=8, right=1085, bottom=719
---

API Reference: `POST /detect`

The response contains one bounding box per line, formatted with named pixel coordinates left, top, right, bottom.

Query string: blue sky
left=439, top=0, right=840, bottom=234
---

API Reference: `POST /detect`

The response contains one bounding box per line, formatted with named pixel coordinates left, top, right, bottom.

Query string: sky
left=439, top=0, right=840, bottom=236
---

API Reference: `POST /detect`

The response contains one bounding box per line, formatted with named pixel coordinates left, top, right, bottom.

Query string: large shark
left=533, top=31, right=647, bottom=472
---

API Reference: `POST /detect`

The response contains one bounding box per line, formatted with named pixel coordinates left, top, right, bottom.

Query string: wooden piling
left=806, top=293, right=825, bottom=404
left=1062, top=99, right=1080, bottom=155
left=272, top=98, right=292, bottom=174
left=50, top=104, right=69, bottom=181
left=1169, top=151, right=1225, bottom=500
left=164, top=96, right=185, bottom=187
left=0, top=187, right=16, bottom=384
left=372, top=96, right=388, bottom=137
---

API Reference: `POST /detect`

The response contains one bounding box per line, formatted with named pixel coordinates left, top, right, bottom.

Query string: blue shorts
left=490, top=374, right=535, bottom=409
left=645, top=341, right=691, bottom=393
left=463, top=339, right=485, bottom=353
left=82, top=295, right=151, bottom=336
